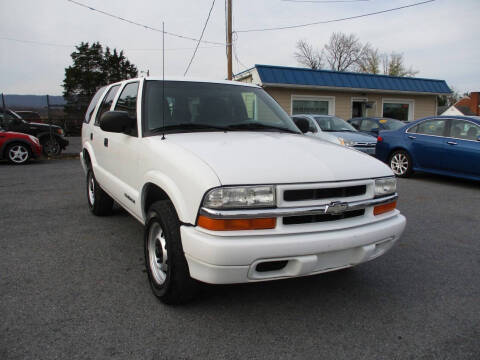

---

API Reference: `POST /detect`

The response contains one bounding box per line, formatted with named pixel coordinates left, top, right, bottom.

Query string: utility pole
left=227, top=0, right=233, bottom=80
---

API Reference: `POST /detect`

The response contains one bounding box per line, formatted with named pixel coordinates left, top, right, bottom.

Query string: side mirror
left=100, top=111, right=136, bottom=134
left=293, top=118, right=310, bottom=134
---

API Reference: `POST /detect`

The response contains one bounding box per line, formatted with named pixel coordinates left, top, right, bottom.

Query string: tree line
left=294, top=32, right=418, bottom=77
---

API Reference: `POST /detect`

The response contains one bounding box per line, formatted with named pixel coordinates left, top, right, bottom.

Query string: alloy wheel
left=391, top=153, right=409, bottom=176
left=8, top=145, right=29, bottom=164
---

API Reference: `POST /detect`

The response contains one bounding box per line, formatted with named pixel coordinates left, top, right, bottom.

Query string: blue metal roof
left=251, top=65, right=451, bottom=94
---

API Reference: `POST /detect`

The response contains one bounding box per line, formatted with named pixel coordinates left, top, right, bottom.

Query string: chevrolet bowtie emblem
left=324, top=201, right=348, bottom=215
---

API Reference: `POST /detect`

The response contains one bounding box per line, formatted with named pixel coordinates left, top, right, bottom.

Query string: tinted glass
left=144, top=81, right=299, bottom=134
left=349, top=119, right=361, bottom=129
left=411, top=119, right=447, bottom=136
left=449, top=120, right=480, bottom=140
left=85, top=86, right=106, bottom=124
left=115, top=82, right=139, bottom=118
left=359, top=119, right=379, bottom=131
left=293, top=117, right=317, bottom=133
left=292, top=100, right=328, bottom=115
left=383, top=103, right=410, bottom=121
left=95, top=85, right=120, bottom=126
left=314, top=116, right=357, bottom=132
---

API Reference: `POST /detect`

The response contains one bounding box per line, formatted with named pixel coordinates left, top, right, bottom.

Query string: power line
left=184, top=0, right=216, bottom=76
left=0, top=36, right=223, bottom=52
left=282, top=0, right=369, bottom=3
left=236, top=0, right=435, bottom=33
left=65, top=0, right=228, bottom=46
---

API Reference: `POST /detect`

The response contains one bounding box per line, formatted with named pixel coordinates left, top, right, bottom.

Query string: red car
left=0, top=127, right=42, bottom=164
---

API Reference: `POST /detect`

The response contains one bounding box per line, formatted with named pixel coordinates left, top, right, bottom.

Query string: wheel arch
left=1, top=139, right=32, bottom=159
left=141, top=181, right=187, bottom=224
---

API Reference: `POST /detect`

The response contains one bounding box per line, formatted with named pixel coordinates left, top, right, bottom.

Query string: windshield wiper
left=150, top=123, right=229, bottom=133
left=227, top=123, right=300, bottom=134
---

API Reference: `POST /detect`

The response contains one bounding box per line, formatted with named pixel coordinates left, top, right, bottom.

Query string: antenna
left=161, top=21, right=166, bottom=140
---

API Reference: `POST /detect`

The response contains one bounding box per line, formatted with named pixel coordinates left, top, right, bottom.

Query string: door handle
left=90, top=133, right=93, bottom=140
left=447, top=141, right=458, bottom=146
left=408, top=135, right=416, bottom=139
left=104, top=138, right=108, bottom=147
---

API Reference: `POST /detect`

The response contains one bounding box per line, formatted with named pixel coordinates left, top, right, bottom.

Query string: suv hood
left=164, top=132, right=391, bottom=184
left=328, top=131, right=377, bottom=143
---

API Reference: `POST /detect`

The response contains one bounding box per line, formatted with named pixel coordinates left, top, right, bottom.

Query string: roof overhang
left=261, top=83, right=450, bottom=96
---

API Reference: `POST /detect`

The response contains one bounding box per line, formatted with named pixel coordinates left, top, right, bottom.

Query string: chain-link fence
left=1, top=93, right=92, bottom=136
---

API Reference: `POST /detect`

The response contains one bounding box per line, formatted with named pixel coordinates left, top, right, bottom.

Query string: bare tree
left=294, top=40, right=324, bottom=70
left=382, top=52, right=418, bottom=77
left=323, top=32, right=369, bottom=72
left=357, top=46, right=381, bottom=74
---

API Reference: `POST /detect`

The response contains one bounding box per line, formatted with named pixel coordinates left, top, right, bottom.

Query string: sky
left=1, top=0, right=479, bottom=95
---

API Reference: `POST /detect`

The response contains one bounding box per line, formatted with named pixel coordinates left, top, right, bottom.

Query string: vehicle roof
left=107, top=77, right=261, bottom=88
left=292, top=114, right=344, bottom=119
left=349, top=117, right=400, bottom=121
left=415, top=115, right=480, bottom=123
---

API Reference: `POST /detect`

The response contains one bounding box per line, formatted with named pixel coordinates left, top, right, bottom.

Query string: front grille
left=284, top=185, right=366, bottom=202
left=354, top=142, right=376, bottom=147
left=283, top=209, right=365, bottom=225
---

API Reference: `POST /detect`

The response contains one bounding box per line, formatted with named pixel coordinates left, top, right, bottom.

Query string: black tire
left=6, top=143, right=31, bottom=165
left=86, top=169, right=114, bottom=216
left=42, top=137, right=61, bottom=156
left=389, top=150, right=413, bottom=178
left=144, top=200, right=198, bottom=304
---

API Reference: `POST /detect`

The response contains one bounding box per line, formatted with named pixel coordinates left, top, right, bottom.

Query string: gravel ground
left=0, top=159, right=479, bottom=359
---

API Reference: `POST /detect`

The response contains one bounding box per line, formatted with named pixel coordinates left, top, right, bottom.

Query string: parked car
left=14, top=111, right=43, bottom=123
left=0, top=125, right=42, bottom=164
left=348, top=117, right=407, bottom=137
left=376, top=115, right=480, bottom=180
left=292, top=114, right=377, bottom=155
left=0, top=109, right=69, bottom=156
left=81, top=77, right=406, bottom=304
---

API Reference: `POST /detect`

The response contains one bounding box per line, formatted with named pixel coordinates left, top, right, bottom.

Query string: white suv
left=81, top=77, right=406, bottom=304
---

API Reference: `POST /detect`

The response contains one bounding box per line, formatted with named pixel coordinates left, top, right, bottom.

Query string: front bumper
left=181, top=213, right=406, bottom=284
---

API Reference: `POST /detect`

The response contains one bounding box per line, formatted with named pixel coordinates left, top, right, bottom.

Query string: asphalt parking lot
left=1, top=159, right=479, bottom=360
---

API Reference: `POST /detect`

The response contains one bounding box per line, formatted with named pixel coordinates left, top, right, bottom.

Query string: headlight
left=338, top=137, right=355, bottom=147
left=374, top=177, right=397, bottom=197
left=28, top=135, right=40, bottom=145
left=203, top=186, right=276, bottom=209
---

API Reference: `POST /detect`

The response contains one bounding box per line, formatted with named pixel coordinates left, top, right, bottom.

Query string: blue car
left=376, top=116, right=480, bottom=180
left=348, top=117, right=407, bottom=137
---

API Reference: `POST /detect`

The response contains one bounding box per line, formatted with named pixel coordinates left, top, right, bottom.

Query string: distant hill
left=2, top=95, right=66, bottom=109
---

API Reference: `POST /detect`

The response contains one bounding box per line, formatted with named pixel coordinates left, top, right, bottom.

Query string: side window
left=85, top=86, right=106, bottom=124
left=114, top=82, right=139, bottom=118
left=411, top=119, right=447, bottom=136
left=349, top=119, right=361, bottom=130
left=306, top=118, right=317, bottom=133
left=94, top=85, right=120, bottom=126
left=360, top=119, right=379, bottom=132
left=449, top=120, right=480, bottom=141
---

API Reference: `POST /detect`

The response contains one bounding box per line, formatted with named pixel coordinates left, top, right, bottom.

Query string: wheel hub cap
left=9, top=145, right=28, bottom=163
left=391, top=154, right=408, bottom=175
left=148, top=222, right=168, bottom=285
left=88, top=175, right=95, bottom=205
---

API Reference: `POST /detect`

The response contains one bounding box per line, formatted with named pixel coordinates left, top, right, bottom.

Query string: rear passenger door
left=443, top=119, right=480, bottom=176
left=406, top=118, right=448, bottom=171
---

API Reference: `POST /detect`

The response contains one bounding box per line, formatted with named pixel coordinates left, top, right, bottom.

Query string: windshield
left=314, top=116, right=357, bottom=132
left=381, top=118, right=406, bottom=130
left=144, top=81, right=300, bottom=135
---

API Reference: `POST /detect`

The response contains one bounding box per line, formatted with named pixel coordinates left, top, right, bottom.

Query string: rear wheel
left=86, top=169, right=113, bottom=216
left=145, top=200, right=198, bottom=304
left=389, top=150, right=413, bottom=178
left=42, top=137, right=61, bottom=156
left=7, top=143, right=30, bottom=164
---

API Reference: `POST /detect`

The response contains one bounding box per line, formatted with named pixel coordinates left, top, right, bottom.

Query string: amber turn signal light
left=374, top=201, right=397, bottom=216
left=197, top=215, right=276, bottom=231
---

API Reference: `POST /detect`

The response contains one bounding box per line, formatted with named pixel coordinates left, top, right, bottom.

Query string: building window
left=382, top=99, right=414, bottom=121
left=291, top=95, right=334, bottom=115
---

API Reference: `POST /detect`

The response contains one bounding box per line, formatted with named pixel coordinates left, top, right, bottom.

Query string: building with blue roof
left=234, top=65, right=451, bottom=121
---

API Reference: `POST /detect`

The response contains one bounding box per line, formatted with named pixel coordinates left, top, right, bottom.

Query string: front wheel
left=145, top=200, right=198, bottom=304
left=389, top=150, right=413, bottom=178
left=42, top=137, right=61, bottom=156
left=7, top=143, right=31, bottom=164
left=86, top=169, right=113, bottom=216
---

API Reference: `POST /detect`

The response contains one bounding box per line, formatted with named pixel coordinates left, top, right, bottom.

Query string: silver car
left=292, top=114, right=377, bottom=155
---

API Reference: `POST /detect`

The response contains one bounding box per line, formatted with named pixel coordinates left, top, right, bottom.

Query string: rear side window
left=94, top=85, right=120, bottom=126
left=114, top=82, right=139, bottom=118
left=449, top=120, right=480, bottom=140
left=85, top=87, right=106, bottom=124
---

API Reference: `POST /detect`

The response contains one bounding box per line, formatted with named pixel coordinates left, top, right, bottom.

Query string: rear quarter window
left=84, top=87, right=107, bottom=124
